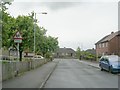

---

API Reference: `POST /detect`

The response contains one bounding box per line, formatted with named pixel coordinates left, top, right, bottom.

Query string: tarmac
left=2, top=59, right=119, bottom=88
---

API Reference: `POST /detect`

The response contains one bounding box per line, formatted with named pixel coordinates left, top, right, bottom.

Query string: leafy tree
left=16, top=15, right=34, bottom=50
left=1, top=8, right=17, bottom=49
left=76, top=47, right=81, bottom=60
left=1, top=0, right=13, bottom=11
left=1, top=2, right=59, bottom=61
left=80, top=50, right=96, bottom=61
left=35, top=26, right=47, bottom=54
left=35, top=26, right=59, bottom=57
left=1, top=0, right=15, bottom=48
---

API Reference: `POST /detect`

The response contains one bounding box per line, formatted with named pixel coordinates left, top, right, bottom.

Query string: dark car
left=99, top=55, right=120, bottom=73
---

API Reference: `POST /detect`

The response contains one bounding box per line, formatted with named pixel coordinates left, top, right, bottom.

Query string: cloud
left=40, top=2, right=81, bottom=11
left=8, top=1, right=118, bottom=50
left=11, top=2, right=81, bottom=11
left=2, top=0, right=14, bottom=3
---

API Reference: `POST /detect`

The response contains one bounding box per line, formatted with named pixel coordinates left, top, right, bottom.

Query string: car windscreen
left=109, top=57, right=120, bottom=63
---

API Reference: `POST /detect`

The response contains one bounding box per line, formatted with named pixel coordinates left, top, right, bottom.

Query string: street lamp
left=33, top=11, right=47, bottom=57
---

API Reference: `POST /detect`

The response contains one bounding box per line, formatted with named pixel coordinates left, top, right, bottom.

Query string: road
left=2, top=59, right=119, bottom=88
left=44, top=59, right=118, bottom=88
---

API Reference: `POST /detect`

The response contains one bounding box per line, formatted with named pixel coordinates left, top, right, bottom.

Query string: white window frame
left=102, top=43, right=105, bottom=48
left=106, top=42, right=108, bottom=47
left=99, top=44, right=101, bottom=48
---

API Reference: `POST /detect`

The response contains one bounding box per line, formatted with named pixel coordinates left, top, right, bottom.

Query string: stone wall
left=2, top=59, right=51, bottom=81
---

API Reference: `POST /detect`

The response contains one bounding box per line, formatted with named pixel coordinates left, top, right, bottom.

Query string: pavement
left=2, top=59, right=59, bottom=88
left=79, top=60, right=120, bottom=76
left=79, top=60, right=100, bottom=69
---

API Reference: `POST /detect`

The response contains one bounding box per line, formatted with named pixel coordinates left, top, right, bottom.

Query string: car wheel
left=101, top=67, right=103, bottom=71
left=109, top=66, right=113, bottom=73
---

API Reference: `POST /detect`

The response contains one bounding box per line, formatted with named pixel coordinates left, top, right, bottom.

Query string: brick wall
left=96, top=35, right=120, bottom=56
left=109, top=36, right=119, bottom=55
left=96, top=42, right=109, bottom=56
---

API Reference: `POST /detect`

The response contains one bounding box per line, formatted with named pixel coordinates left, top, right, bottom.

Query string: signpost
left=13, top=31, right=22, bottom=61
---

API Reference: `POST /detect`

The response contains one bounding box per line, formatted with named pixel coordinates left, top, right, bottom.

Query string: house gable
left=95, top=31, right=120, bottom=56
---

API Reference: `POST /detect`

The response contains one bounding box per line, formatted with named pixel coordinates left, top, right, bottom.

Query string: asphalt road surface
left=2, top=59, right=119, bottom=88
left=44, top=59, right=118, bottom=88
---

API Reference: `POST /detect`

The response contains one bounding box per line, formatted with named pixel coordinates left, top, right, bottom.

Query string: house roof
left=95, top=31, right=120, bottom=45
left=56, top=48, right=75, bottom=53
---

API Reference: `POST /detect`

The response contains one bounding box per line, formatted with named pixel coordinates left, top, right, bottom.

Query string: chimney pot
left=111, top=32, right=114, bottom=34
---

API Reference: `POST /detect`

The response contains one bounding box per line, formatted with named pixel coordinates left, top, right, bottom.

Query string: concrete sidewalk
left=2, top=59, right=59, bottom=88
left=79, top=60, right=100, bottom=69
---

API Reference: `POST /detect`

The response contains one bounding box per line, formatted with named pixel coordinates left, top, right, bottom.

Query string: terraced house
left=95, top=31, right=120, bottom=57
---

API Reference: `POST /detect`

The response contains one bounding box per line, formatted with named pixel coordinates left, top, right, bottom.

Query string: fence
left=2, top=58, right=51, bottom=81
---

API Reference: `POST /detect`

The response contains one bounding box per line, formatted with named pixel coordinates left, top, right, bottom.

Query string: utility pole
left=33, top=11, right=47, bottom=58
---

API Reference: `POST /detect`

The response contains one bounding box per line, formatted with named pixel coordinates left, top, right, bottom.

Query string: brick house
left=54, top=47, right=76, bottom=58
left=95, top=31, right=120, bottom=57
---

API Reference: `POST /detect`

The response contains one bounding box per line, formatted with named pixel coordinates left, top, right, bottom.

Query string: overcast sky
left=7, top=0, right=118, bottom=50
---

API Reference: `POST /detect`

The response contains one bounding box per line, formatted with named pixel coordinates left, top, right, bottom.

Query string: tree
left=1, top=10, right=35, bottom=61
left=1, top=2, right=59, bottom=61
left=1, top=0, right=13, bottom=11
left=15, top=15, right=35, bottom=61
left=76, top=47, right=81, bottom=60
left=1, top=0, right=16, bottom=49
left=37, top=35, right=59, bottom=57
left=79, top=50, right=96, bottom=61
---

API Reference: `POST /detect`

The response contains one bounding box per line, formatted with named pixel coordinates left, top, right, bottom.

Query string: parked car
left=33, top=55, right=44, bottom=59
left=99, top=55, right=120, bottom=73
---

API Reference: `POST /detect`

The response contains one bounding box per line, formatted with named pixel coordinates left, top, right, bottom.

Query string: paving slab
left=2, top=59, right=59, bottom=88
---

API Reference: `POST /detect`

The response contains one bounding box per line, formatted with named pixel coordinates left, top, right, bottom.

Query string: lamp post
left=33, top=12, right=47, bottom=57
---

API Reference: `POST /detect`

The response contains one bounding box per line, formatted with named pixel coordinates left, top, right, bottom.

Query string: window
left=99, top=44, right=101, bottom=48
left=102, top=53, right=104, bottom=55
left=96, top=45, right=99, bottom=48
left=104, top=58, right=109, bottom=64
left=100, top=58, right=104, bottom=62
left=102, top=43, right=104, bottom=47
left=105, top=52, right=108, bottom=55
left=106, top=42, right=108, bottom=47
left=66, top=53, right=68, bottom=55
left=62, top=53, right=65, bottom=55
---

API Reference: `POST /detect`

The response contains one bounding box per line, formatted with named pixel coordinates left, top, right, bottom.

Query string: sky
left=7, top=0, right=118, bottom=50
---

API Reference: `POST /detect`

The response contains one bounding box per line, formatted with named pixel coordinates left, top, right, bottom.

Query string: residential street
left=3, top=59, right=118, bottom=88
left=44, top=59, right=118, bottom=88
left=2, top=1, right=120, bottom=89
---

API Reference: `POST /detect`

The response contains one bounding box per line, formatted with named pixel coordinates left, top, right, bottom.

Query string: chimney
left=111, top=32, right=114, bottom=34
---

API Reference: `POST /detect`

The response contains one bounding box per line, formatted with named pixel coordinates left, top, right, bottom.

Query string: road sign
left=13, top=31, right=23, bottom=61
left=14, top=39, right=22, bottom=43
left=14, top=31, right=22, bottom=43
left=14, top=31, right=22, bottom=39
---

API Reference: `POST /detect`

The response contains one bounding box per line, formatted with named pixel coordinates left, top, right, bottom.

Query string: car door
left=100, top=58, right=108, bottom=69
left=99, top=58, right=104, bottom=68
left=103, top=58, right=110, bottom=71
left=102, top=58, right=109, bottom=70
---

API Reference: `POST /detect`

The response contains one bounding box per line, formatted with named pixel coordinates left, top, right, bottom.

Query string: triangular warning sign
left=14, top=31, right=22, bottom=39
